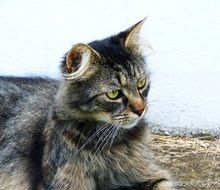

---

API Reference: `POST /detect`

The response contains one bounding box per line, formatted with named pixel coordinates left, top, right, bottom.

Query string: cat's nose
left=131, top=106, right=144, bottom=117
left=129, top=98, right=145, bottom=117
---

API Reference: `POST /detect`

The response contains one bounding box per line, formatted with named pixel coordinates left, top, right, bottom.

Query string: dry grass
left=151, top=134, right=220, bottom=190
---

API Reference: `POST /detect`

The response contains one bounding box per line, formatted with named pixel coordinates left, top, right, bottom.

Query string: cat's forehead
left=89, top=37, right=147, bottom=85
left=118, top=62, right=146, bottom=88
left=97, top=58, right=146, bottom=91
left=107, top=53, right=146, bottom=79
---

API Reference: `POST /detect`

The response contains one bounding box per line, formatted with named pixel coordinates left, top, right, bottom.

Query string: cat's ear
left=120, top=18, right=147, bottom=51
left=62, top=43, right=101, bottom=80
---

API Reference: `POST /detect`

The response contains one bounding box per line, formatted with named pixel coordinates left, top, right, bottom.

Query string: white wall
left=0, top=0, right=219, bottom=135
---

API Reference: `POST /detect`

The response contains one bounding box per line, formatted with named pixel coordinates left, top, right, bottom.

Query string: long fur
left=0, top=20, right=174, bottom=190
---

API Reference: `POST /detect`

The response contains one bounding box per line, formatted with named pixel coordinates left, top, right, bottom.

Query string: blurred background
left=0, top=0, right=219, bottom=136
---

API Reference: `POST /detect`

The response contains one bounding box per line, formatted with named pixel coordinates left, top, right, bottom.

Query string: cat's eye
left=106, top=90, right=120, bottom=100
left=137, top=78, right=146, bottom=89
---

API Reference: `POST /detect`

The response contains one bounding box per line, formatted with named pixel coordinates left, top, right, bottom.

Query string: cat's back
left=0, top=76, right=59, bottom=156
left=0, top=76, right=59, bottom=129
left=0, top=77, right=60, bottom=188
left=0, top=76, right=59, bottom=95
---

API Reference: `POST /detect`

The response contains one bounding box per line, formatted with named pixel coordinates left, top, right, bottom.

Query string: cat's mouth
left=116, top=119, right=139, bottom=129
left=112, top=107, right=147, bottom=129
left=91, top=106, right=147, bottom=129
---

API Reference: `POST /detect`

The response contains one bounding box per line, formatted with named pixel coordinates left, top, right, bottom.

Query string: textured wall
left=0, top=0, right=219, bottom=135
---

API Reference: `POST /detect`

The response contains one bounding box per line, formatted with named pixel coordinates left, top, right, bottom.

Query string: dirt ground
left=151, top=134, right=220, bottom=190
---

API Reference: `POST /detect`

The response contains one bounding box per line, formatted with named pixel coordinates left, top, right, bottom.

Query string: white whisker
left=108, top=125, right=120, bottom=151
left=91, top=124, right=113, bottom=154
left=98, top=124, right=116, bottom=154
left=74, top=121, right=110, bottom=155
left=92, top=124, right=115, bottom=158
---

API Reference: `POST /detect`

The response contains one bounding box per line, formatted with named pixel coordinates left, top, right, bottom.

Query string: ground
left=151, top=134, right=220, bottom=190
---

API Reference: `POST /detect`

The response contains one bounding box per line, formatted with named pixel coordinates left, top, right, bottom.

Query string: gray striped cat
left=0, top=19, right=174, bottom=190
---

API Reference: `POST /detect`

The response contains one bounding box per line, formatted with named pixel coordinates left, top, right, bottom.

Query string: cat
left=0, top=19, right=174, bottom=190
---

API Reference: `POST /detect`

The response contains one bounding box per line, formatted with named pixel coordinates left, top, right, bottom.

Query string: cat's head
left=59, top=18, right=150, bottom=129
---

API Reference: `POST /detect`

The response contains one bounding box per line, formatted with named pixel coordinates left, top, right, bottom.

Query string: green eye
left=106, top=90, right=120, bottom=100
left=137, top=78, right=146, bottom=89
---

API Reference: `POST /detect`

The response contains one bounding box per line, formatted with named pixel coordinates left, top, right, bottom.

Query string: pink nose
left=129, top=99, right=145, bottom=117
left=130, top=106, right=144, bottom=117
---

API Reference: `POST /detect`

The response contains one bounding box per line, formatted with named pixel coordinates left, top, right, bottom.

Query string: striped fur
left=0, top=20, right=174, bottom=190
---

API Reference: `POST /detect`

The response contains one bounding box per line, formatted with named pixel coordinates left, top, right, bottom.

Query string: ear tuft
left=124, top=17, right=146, bottom=48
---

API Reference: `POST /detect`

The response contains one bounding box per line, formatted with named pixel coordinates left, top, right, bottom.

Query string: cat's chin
left=119, top=118, right=140, bottom=129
